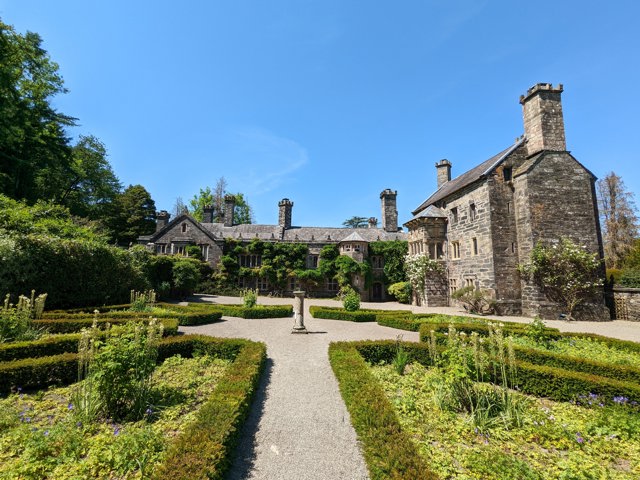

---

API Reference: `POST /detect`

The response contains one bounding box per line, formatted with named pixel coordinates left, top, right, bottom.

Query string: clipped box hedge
left=329, top=341, right=437, bottom=480
left=309, top=306, right=377, bottom=322
left=41, top=309, right=220, bottom=327
left=32, top=317, right=180, bottom=335
left=171, top=303, right=294, bottom=319
left=0, top=335, right=266, bottom=480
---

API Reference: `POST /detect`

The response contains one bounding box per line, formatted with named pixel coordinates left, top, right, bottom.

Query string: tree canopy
left=189, top=177, right=254, bottom=224
left=342, top=216, right=369, bottom=228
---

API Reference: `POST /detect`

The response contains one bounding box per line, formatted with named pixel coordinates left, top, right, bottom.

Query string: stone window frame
left=451, top=241, right=461, bottom=260
left=181, top=223, right=188, bottom=233
left=451, top=207, right=459, bottom=224
left=469, top=203, right=477, bottom=221
left=371, top=255, right=384, bottom=269
left=200, top=244, right=209, bottom=261
left=238, top=254, right=262, bottom=268
left=155, top=244, right=166, bottom=254
left=257, top=277, right=269, bottom=291
left=449, top=278, right=458, bottom=295
left=307, top=254, right=319, bottom=269
left=289, top=277, right=300, bottom=291
left=465, top=278, right=475, bottom=289
left=326, top=278, right=339, bottom=292
left=503, top=166, right=513, bottom=182
left=472, top=237, right=478, bottom=256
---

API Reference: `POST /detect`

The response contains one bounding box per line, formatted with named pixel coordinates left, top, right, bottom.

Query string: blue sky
left=2, top=1, right=639, bottom=228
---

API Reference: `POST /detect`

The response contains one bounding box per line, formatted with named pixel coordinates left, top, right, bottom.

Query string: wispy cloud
left=229, top=127, right=309, bottom=195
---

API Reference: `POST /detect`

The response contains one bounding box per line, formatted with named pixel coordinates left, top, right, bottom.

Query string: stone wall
left=610, top=288, right=640, bottom=321
left=514, top=152, right=609, bottom=320
left=150, top=217, right=224, bottom=266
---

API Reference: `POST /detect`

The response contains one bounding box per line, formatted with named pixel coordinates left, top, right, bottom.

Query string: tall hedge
left=0, top=234, right=148, bottom=308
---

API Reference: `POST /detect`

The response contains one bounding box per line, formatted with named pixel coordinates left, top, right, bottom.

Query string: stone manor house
left=405, top=83, right=608, bottom=319
left=141, top=83, right=608, bottom=319
left=139, top=190, right=407, bottom=301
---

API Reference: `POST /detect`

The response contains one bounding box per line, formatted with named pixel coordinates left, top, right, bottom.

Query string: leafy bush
left=387, top=281, right=412, bottom=303
left=241, top=288, right=258, bottom=308
left=451, top=286, right=496, bottom=314
left=172, top=261, right=200, bottom=298
left=518, top=237, right=604, bottom=320
left=341, top=286, right=361, bottom=311
left=309, top=306, right=376, bottom=322
left=619, top=269, right=640, bottom=288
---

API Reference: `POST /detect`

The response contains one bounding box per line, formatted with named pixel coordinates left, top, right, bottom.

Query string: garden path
left=181, top=294, right=640, bottom=480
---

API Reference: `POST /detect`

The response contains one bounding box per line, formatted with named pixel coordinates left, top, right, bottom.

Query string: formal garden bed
left=330, top=319, right=640, bottom=479
left=0, top=292, right=267, bottom=479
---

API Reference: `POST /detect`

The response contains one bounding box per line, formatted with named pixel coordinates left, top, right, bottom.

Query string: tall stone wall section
left=514, top=152, right=609, bottom=320
left=152, top=219, right=224, bottom=267
left=443, top=182, right=496, bottom=299
left=610, top=288, right=640, bottom=321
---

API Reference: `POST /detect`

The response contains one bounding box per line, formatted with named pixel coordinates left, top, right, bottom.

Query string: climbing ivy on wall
left=368, top=241, right=408, bottom=284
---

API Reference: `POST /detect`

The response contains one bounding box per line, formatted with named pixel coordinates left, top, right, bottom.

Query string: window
left=289, top=277, right=300, bottom=291
left=238, top=254, right=262, bottom=267
left=173, top=244, right=186, bottom=256
left=511, top=242, right=516, bottom=254
left=257, top=277, right=269, bottom=291
left=507, top=202, right=511, bottom=214
left=465, top=278, right=475, bottom=288
left=200, top=244, right=209, bottom=261
left=451, top=207, right=458, bottom=223
left=155, top=244, right=166, bottom=254
left=503, top=166, right=512, bottom=182
left=472, top=237, right=478, bottom=256
left=326, top=278, right=339, bottom=292
left=436, top=242, right=444, bottom=259
left=371, top=256, right=384, bottom=269
left=181, top=223, right=187, bottom=233
left=308, top=254, right=319, bottom=269
left=449, top=278, right=458, bottom=295
left=451, top=241, right=461, bottom=259
left=469, top=203, right=477, bottom=221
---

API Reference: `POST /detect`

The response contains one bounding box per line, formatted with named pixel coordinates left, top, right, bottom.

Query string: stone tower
left=224, top=195, right=235, bottom=227
left=520, top=83, right=566, bottom=156
left=380, top=189, right=398, bottom=233
left=155, top=210, right=170, bottom=232
left=203, top=205, right=214, bottom=223
left=435, top=159, right=452, bottom=188
left=279, top=198, right=293, bottom=229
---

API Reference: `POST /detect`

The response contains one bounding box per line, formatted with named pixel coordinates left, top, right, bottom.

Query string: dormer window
left=181, top=223, right=187, bottom=233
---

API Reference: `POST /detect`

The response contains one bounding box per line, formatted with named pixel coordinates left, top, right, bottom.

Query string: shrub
left=387, top=281, right=412, bottom=303
left=241, top=288, right=258, bottom=308
left=518, top=237, right=604, bottom=320
left=172, top=261, right=200, bottom=298
left=309, top=306, right=376, bottom=322
left=451, top=286, right=496, bottom=314
left=619, top=269, right=640, bottom=288
left=342, top=286, right=361, bottom=312
left=90, top=320, right=164, bottom=421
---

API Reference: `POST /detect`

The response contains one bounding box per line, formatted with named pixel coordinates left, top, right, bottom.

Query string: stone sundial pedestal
left=291, top=290, right=308, bottom=334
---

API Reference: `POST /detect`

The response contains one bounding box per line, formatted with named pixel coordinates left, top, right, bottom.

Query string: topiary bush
left=341, top=286, right=361, bottom=312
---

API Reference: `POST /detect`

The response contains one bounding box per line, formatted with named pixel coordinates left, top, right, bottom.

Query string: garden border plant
left=0, top=334, right=266, bottom=480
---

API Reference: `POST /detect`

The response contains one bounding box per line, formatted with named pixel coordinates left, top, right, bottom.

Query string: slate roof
left=404, top=205, right=447, bottom=225
left=412, top=138, right=525, bottom=215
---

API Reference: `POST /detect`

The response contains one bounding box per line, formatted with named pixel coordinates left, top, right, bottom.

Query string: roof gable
left=146, top=213, right=218, bottom=243
left=412, top=138, right=525, bottom=215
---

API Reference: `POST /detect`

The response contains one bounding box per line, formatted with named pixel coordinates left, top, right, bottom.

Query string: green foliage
left=328, top=342, right=437, bottom=479
left=172, top=260, right=200, bottom=297
left=241, top=288, right=258, bottom=308
left=387, top=281, right=412, bottom=303
left=341, top=285, right=361, bottom=311
left=526, top=316, right=551, bottom=348
left=369, top=240, right=408, bottom=284
left=106, top=184, right=156, bottom=245
left=404, top=253, right=444, bottom=304
left=0, top=19, right=76, bottom=203
left=451, top=286, right=496, bottom=314
left=393, top=336, right=410, bottom=375
left=342, top=216, right=369, bottom=228
left=89, top=320, right=164, bottom=421
left=519, top=237, right=604, bottom=320
left=0, top=194, right=104, bottom=241
left=619, top=269, right=640, bottom=288
left=309, top=306, right=377, bottom=322
left=606, top=268, right=623, bottom=284
left=0, top=233, right=149, bottom=308
left=0, top=291, right=47, bottom=342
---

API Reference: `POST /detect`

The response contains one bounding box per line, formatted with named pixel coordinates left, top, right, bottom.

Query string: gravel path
left=181, top=295, right=640, bottom=479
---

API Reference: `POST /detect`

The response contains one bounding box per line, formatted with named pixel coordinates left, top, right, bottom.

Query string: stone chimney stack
left=520, top=83, right=566, bottom=156
left=368, top=217, right=378, bottom=229
left=278, top=198, right=293, bottom=229
left=435, top=159, right=452, bottom=189
left=156, top=210, right=170, bottom=232
left=380, top=189, right=398, bottom=233
left=224, top=195, right=235, bottom=227
left=203, top=205, right=214, bottom=223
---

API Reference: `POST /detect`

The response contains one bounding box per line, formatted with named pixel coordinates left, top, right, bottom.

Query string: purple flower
left=44, top=430, right=49, bottom=436
left=576, top=432, right=584, bottom=444
left=67, top=403, right=74, bottom=410
left=145, top=407, right=153, bottom=416
left=613, top=396, right=628, bottom=405
left=113, top=426, right=120, bottom=436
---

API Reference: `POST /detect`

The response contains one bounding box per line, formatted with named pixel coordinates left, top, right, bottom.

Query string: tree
left=189, top=178, right=254, bottom=224
left=0, top=19, right=76, bottom=203
left=597, top=172, right=639, bottom=269
left=108, top=185, right=156, bottom=245
left=189, top=187, right=214, bottom=221
left=342, top=216, right=369, bottom=228
left=58, top=135, right=122, bottom=218
left=231, top=192, right=254, bottom=224
left=173, top=197, right=189, bottom=217
left=518, top=237, right=604, bottom=321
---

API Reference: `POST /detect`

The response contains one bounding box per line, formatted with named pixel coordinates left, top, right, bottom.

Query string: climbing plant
left=404, top=253, right=444, bottom=304
left=368, top=241, right=408, bottom=284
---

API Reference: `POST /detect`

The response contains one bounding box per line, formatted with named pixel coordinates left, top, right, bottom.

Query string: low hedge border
left=329, top=341, right=437, bottom=480
left=309, top=306, right=377, bottom=322
left=418, top=324, right=640, bottom=383
left=205, top=304, right=293, bottom=319
left=351, top=340, right=640, bottom=404
left=40, top=309, right=220, bottom=327
left=0, top=335, right=267, bottom=480
left=32, top=317, right=180, bottom=335
left=0, top=318, right=180, bottom=362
